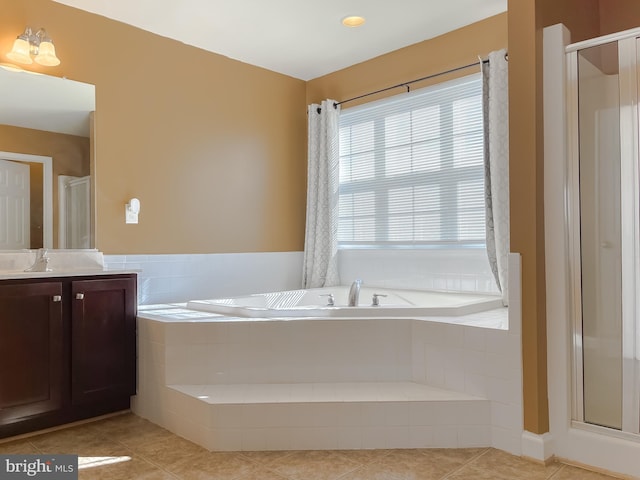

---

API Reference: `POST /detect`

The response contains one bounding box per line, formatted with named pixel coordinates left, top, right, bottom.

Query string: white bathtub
left=186, top=286, right=504, bottom=318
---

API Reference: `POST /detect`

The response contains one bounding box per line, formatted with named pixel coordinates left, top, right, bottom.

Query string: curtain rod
left=333, top=52, right=507, bottom=109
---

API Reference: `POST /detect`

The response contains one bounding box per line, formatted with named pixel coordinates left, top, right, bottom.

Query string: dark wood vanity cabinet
left=0, top=274, right=136, bottom=438
left=0, top=282, right=64, bottom=425
left=71, top=277, right=136, bottom=406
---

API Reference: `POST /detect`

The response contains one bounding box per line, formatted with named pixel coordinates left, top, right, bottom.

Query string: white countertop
left=0, top=269, right=140, bottom=280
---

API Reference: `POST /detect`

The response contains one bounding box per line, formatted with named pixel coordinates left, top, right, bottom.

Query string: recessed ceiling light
left=342, top=16, right=366, bottom=28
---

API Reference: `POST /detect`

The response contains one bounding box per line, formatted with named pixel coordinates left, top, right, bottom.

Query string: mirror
left=0, top=66, right=95, bottom=250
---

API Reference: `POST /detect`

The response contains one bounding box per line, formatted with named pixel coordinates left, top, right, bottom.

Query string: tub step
left=164, top=381, right=490, bottom=451
left=170, top=381, right=481, bottom=404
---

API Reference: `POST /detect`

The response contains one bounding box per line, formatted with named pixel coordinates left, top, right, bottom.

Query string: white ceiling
left=52, top=0, right=507, bottom=81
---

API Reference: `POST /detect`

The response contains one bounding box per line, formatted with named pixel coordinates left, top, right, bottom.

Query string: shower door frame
left=566, top=26, right=640, bottom=436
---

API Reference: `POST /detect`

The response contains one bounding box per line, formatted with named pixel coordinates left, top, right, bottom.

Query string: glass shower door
left=568, top=30, right=640, bottom=435
left=577, top=41, right=623, bottom=430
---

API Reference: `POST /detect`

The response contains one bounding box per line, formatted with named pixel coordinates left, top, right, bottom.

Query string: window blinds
left=338, top=73, right=485, bottom=248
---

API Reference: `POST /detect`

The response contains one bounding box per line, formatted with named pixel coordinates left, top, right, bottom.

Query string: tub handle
left=372, top=293, right=387, bottom=306
left=319, top=293, right=335, bottom=306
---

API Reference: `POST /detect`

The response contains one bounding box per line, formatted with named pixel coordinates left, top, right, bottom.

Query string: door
left=568, top=29, right=640, bottom=435
left=0, top=282, right=64, bottom=424
left=0, top=159, right=30, bottom=249
left=576, top=41, right=623, bottom=430
left=58, top=175, right=90, bottom=248
left=71, top=277, right=136, bottom=405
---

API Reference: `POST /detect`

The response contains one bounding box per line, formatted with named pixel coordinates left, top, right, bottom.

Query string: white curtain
left=303, top=99, right=341, bottom=288
left=483, top=49, right=510, bottom=305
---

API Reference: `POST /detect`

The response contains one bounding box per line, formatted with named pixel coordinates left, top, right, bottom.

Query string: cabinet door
left=71, top=277, right=136, bottom=405
left=0, top=282, right=64, bottom=424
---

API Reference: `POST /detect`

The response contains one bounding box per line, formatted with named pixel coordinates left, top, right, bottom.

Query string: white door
left=58, top=175, right=90, bottom=249
left=0, top=159, right=30, bottom=249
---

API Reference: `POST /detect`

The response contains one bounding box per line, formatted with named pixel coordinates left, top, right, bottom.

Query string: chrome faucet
left=319, top=293, right=335, bottom=306
left=348, top=279, right=362, bottom=307
left=25, top=248, right=52, bottom=272
left=371, top=293, right=387, bottom=306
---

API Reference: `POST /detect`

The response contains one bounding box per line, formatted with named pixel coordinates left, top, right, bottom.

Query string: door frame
left=0, top=151, right=53, bottom=249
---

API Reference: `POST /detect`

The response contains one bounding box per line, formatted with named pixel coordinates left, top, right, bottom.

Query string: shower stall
left=567, top=27, right=640, bottom=435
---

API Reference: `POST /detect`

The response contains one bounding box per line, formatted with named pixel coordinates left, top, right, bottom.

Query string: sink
left=0, top=249, right=105, bottom=275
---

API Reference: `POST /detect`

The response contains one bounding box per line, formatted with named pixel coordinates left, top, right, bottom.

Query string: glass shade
left=34, top=41, right=60, bottom=66
left=6, top=37, right=33, bottom=65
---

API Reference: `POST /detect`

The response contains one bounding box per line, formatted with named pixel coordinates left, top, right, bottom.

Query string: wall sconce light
left=125, top=198, right=140, bottom=224
left=6, top=27, right=61, bottom=66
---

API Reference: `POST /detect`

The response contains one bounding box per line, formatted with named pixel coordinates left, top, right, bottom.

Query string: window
left=338, top=74, right=485, bottom=248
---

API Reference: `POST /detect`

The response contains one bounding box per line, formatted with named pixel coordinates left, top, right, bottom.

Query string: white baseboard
left=521, top=431, right=554, bottom=462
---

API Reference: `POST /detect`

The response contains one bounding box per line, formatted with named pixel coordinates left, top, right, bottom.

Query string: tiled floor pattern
left=0, top=413, right=624, bottom=480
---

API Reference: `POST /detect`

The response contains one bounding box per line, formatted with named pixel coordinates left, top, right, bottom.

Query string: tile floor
left=0, top=413, right=624, bottom=480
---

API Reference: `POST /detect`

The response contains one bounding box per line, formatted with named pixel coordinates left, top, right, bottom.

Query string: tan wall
left=0, top=0, right=307, bottom=254
left=0, top=124, right=90, bottom=248
left=540, top=0, right=601, bottom=42
left=507, top=0, right=602, bottom=436
left=307, top=14, right=508, bottom=107
left=599, top=0, right=640, bottom=35
left=507, top=0, right=547, bottom=435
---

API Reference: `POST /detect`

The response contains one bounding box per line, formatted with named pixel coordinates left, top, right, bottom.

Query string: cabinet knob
left=76, top=293, right=85, bottom=300
left=52, top=295, right=62, bottom=302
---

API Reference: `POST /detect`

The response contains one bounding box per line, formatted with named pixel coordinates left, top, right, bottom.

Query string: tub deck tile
left=169, top=382, right=484, bottom=404
left=153, top=382, right=491, bottom=451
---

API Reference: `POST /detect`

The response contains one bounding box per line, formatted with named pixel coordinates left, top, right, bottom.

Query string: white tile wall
left=132, top=252, right=523, bottom=455
left=163, top=384, right=490, bottom=451
left=135, top=316, right=520, bottom=453
left=104, top=252, right=304, bottom=305
left=161, top=319, right=412, bottom=385
left=106, top=248, right=498, bottom=306
left=410, top=323, right=522, bottom=454
left=339, top=248, right=499, bottom=294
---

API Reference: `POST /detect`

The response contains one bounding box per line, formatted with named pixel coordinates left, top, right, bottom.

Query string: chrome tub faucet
left=348, top=279, right=362, bottom=307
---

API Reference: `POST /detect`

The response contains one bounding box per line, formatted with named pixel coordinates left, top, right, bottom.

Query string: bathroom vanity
left=0, top=271, right=137, bottom=438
